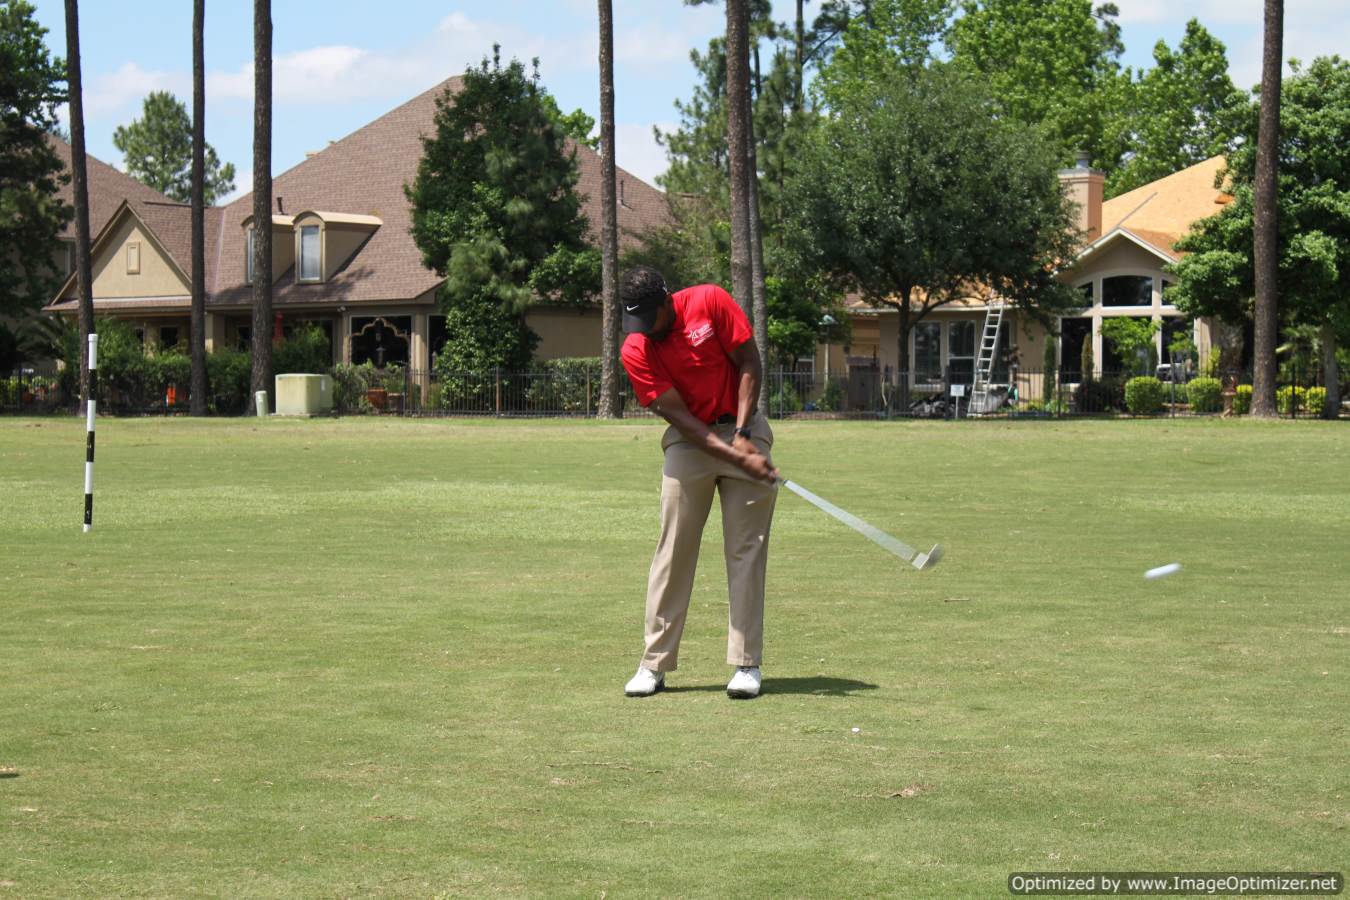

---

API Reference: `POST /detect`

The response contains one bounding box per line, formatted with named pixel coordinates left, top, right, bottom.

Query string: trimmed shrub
left=274, top=324, right=331, bottom=375
left=1308, top=386, right=1328, bottom=416
left=1124, top=376, right=1166, bottom=415
left=1075, top=376, right=1123, bottom=413
left=1186, top=376, right=1223, bottom=413
left=1277, top=385, right=1327, bottom=416
left=332, top=362, right=378, bottom=413
left=1233, top=384, right=1253, bottom=414
left=523, top=357, right=598, bottom=413
left=151, top=351, right=191, bottom=392
left=206, top=348, right=251, bottom=414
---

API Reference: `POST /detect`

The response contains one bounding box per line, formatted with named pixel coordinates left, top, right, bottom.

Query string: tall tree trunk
left=190, top=0, right=207, bottom=416
left=896, top=295, right=911, bottom=412
left=1251, top=0, right=1283, bottom=417
left=748, top=42, right=769, bottom=416
left=1321, top=321, right=1340, bottom=419
left=64, top=0, right=93, bottom=407
left=596, top=0, right=621, bottom=419
left=725, top=0, right=754, bottom=324
left=250, top=0, right=273, bottom=414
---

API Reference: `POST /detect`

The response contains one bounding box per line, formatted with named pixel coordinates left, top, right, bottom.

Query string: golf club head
left=911, top=544, right=943, bottom=570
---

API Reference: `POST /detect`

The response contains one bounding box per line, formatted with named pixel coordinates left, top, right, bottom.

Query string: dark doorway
left=351, top=316, right=411, bottom=368
left=1060, top=317, right=1092, bottom=381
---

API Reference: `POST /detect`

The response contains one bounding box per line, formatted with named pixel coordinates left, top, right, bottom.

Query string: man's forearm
left=736, top=354, right=761, bottom=428
left=653, top=399, right=746, bottom=468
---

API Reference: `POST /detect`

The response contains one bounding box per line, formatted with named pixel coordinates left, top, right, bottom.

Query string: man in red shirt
left=618, top=266, right=778, bottom=700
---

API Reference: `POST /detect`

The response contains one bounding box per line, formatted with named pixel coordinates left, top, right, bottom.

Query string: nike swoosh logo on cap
left=625, top=304, right=641, bottom=312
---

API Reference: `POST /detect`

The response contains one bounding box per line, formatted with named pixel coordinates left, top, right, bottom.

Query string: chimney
left=276, top=196, right=284, bottom=214
left=1058, top=150, right=1104, bottom=241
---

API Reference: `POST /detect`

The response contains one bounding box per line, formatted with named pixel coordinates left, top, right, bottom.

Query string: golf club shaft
left=780, top=479, right=919, bottom=562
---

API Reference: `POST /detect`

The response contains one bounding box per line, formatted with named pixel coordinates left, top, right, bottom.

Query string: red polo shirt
left=621, top=284, right=752, bottom=423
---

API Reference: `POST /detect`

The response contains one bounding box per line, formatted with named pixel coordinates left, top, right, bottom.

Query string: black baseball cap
left=620, top=266, right=671, bottom=335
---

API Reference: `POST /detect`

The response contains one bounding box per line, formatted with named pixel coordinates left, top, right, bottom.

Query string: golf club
left=778, top=479, right=943, bottom=570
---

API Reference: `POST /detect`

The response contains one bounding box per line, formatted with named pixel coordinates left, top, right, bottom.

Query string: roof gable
left=46, top=135, right=180, bottom=239
left=1099, top=156, right=1232, bottom=250
left=50, top=200, right=192, bottom=307
left=209, top=76, right=672, bottom=309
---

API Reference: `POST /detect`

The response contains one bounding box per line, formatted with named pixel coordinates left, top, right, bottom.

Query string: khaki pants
left=641, top=414, right=778, bottom=671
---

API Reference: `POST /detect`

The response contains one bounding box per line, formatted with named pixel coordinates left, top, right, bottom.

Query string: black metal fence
left=0, top=371, right=68, bottom=414
left=5, top=363, right=1343, bottom=419
left=330, top=364, right=1343, bottom=420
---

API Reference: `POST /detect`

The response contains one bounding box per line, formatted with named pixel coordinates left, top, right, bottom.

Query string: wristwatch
left=734, top=425, right=753, bottom=441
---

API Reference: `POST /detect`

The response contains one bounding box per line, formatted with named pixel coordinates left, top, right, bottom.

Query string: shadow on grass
left=664, top=676, right=878, bottom=697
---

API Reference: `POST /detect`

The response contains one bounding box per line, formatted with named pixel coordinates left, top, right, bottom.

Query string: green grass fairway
left=2, top=417, right=1347, bottom=897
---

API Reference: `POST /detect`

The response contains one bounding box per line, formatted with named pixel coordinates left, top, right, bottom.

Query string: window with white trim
left=246, top=228, right=255, bottom=284
left=1102, top=275, right=1152, bottom=307
left=299, top=225, right=321, bottom=281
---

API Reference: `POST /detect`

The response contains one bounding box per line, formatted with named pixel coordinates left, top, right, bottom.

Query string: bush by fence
left=7, top=356, right=1343, bottom=420
left=1124, top=376, right=1166, bottom=415
left=1185, top=377, right=1223, bottom=413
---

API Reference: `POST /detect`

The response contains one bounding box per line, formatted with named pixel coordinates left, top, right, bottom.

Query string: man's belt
left=709, top=413, right=737, bottom=426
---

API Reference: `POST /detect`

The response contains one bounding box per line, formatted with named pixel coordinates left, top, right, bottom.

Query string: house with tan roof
left=45, top=77, right=670, bottom=367
left=835, top=155, right=1232, bottom=394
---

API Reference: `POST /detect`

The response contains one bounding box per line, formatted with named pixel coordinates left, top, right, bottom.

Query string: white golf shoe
left=624, top=667, right=664, bottom=697
left=726, top=666, right=762, bottom=699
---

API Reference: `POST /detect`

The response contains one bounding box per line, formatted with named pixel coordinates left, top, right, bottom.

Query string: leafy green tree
left=765, top=273, right=848, bottom=368
left=541, top=94, right=599, bottom=151
left=782, top=63, right=1082, bottom=406
left=946, top=0, right=1126, bottom=169
left=1104, top=20, right=1248, bottom=198
left=1101, top=317, right=1159, bottom=375
left=814, top=0, right=952, bottom=105
left=1167, top=56, right=1350, bottom=418
left=407, top=48, right=595, bottom=370
left=112, top=91, right=235, bottom=204
left=0, top=0, right=70, bottom=317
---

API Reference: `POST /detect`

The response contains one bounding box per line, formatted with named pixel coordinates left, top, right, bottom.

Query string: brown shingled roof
left=47, top=135, right=179, bottom=239
left=208, top=76, right=672, bottom=310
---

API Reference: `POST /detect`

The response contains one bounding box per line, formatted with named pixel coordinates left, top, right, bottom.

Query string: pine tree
left=406, top=49, right=596, bottom=371
left=0, top=0, right=70, bottom=317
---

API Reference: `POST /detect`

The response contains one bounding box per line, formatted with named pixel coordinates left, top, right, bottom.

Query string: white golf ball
left=1144, top=563, right=1182, bottom=580
left=851, top=727, right=861, bottom=733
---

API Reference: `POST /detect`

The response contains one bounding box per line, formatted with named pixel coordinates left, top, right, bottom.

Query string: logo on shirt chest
left=685, top=320, right=714, bottom=348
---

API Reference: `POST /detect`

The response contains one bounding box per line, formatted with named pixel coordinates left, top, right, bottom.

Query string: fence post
left=495, top=368, right=502, bottom=417
left=586, top=366, right=592, bottom=418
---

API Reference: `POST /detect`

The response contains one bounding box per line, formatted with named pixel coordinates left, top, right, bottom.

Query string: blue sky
left=27, top=1, right=1348, bottom=204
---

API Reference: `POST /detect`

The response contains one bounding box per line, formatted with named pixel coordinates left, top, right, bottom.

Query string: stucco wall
left=527, top=307, right=602, bottom=360
left=87, top=217, right=187, bottom=299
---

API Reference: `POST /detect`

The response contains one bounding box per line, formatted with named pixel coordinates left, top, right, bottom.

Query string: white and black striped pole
left=83, top=332, right=98, bottom=533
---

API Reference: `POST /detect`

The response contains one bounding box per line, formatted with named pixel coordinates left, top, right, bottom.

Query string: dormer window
left=299, top=225, right=321, bottom=282
left=242, top=213, right=296, bottom=286
left=290, top=211, right=381, bottom=286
